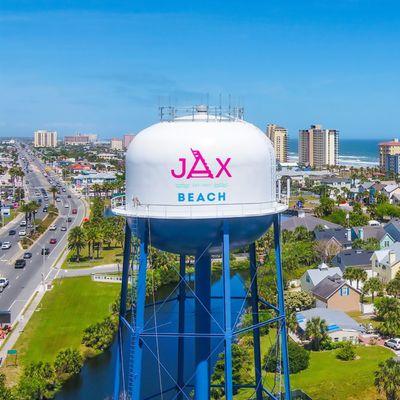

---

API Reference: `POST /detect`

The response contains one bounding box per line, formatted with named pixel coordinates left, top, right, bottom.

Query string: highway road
left=0, top=144, right=86, bottom=323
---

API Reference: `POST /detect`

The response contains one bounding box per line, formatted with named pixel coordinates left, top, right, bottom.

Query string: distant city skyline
left=2, top=1, right=400, bottom=138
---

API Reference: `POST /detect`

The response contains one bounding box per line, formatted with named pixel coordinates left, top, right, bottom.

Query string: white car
left=49, top=225, right=57, bottom=231
left=385, top=338, right=400, bottom=350
left=0, top=277, right=9, bottom=293
left=18, top=230, right=26, bottom=236
left=20, top=220, right=27, bottom=227
left=64, top=203, right=69, bottom=208
left=2, top=242, right=11, bottom=250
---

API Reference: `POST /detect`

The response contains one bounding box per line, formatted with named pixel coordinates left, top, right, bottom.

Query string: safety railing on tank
left=159, top=105, right=244, bottom=122
left=111, top=194, right=289, bottom=218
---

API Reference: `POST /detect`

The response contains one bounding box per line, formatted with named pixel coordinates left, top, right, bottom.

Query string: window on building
left=340, top=287, right=350, bottom=296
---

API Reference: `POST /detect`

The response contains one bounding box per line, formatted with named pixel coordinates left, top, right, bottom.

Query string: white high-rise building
left=110, top=138, right=123, bottom=151
left=298, top=124, right=338, bottom=169
left=266, top=124, right=288, bottom=163
left=34, top=130, right=58, bottom=148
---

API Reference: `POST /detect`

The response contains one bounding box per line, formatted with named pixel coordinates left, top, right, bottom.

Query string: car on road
left=49, top=225, right=57, bottom=231
left=8, top=230, right=16, bottom=236
left=72, top=208, right=77, bottom=214
left=56, top=198, right=61, bottom=202
left=0, top=277, right=9, bottom=293
left=49, top=238, right=57, bottom=244
left=64, top=203, right=69, bottom=208
left=61, top=226, right=67, bottom=231
left=41, top=248, right=50, bottom=255
left=20, top=220, right=27, bottom=227
left=14, top=259, right=26, bottom=269
left=43, top=207, right=48, bottom=212
left=67, top=217, right=72, bottom=222
left=385, top=338, right=400, bottom=350
left=2, top=242, right=11, bottom=250
left=67, top=194, right=71, bottom=198
left=23, top=252, right=32, bottom=259
left=18, top=230, right=26, bottom=236
left=62, top=188, right=66, bottom=192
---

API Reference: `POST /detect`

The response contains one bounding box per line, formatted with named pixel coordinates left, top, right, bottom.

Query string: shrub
left=54, top=348, right=83, bottom=378
left=336, top=342, right=356, bottom=361
left=82, top=316, right=117, bottom=351
left=264, top=340, right=310, bottom=374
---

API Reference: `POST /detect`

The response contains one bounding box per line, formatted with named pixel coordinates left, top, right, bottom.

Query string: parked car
left=14, top=259, right=26, bottom=269
left=8, top=230, right=16, bottom=236
left=23, top=252, right=32, bottom=259
left=385, top=338, right=400, bottom=350
left=18, top=230, right=26, bottom=236
left=2, top=242, right=11, bottom=250
left=49, top=238, right=57, bottom=244
left=41, top=248, right=50, bottom=255
left=0, top=277, right=9, bottom=293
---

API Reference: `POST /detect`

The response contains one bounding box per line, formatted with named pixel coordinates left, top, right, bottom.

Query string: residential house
left=312, top=275, right=361, bottom=312
left=371, top=242, right=400, bottom=284
left=314, top=227, right=355, bottom=251
left=383, top=184, right=400, bottom=204
left=382, top=219, right=400, bottom=245
left=331, top=249, right=374, bottom=286
left=282, top=210, right=340, bottom=232
left=296, top=308, right=364, bottom=343
left=354, top=225, right=390, bottom=249
left=300, top=263, right=343, bottom=293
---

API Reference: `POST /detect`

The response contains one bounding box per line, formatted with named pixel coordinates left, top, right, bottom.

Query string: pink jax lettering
left=171, top=149, right=232, bottom=179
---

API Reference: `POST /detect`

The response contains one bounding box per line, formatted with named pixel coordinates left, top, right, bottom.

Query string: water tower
left=111, top=105, right=292, bottom=400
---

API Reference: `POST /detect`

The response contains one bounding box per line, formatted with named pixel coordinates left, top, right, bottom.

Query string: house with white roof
left=371, top=242, right=400, bottom=284
left=383, top=184, right=400, bottom=204
left=296, top=308, right=364, bottom=343
left=300, top=263, right=343, bottom=293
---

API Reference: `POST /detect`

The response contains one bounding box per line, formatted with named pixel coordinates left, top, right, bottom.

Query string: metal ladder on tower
left=127, top=217, right=140, bottom=398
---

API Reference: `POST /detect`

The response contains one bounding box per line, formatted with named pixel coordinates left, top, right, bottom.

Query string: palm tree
left=28, top=200, right=40, bottom=232
left=68, top=226, right=86, bottom=262
left=343, top=268, right=356, bottom=287
left=386, top=278, right=400, bottom=298
left=9, top=165, right=24, bottom=199
left=50, top=186, right=58, bottom=204
left=363, top=277, right=384, bottom=302
left=374, top=358, right=400, bottom=400
left=305, top=317, right=327, bottom=351
left=353, top=269, right=368, bottom=290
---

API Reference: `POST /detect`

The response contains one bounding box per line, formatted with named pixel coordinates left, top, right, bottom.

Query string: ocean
left=288, top=138, right=380, bottom=167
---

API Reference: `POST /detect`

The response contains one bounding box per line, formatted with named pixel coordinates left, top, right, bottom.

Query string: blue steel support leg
left=222, top=222, right=233, bottom=400
left=177, top=254, right=186, bottom=400
left=131, top=236, right=149, bottom=400
left=113, top=222, right=132, bottom=400
left=249, top=242, right=263, bottom=400
left=274, top=214, right=291, bottom=400
left=194, top=253, right=211, bottom=400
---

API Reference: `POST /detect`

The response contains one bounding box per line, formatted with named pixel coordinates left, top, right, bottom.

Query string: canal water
left=56, top=270, right=250, bottom=400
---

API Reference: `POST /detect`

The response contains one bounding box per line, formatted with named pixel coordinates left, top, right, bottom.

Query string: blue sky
left=1, top=0, right=400, bottom=139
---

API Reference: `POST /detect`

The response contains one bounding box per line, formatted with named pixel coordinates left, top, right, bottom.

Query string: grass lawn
left=236, top=330, right=392, bottom=400
left=347, top=310, right=380, bottom=329
left=61, top=245, right=123, bottom=269
left=14, top=276, right=120, bottom=365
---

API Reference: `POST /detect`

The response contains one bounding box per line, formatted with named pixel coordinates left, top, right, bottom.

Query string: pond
left=56, top=270, right=250, bottom=400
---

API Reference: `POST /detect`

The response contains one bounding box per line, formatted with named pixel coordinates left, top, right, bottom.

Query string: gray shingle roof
left=314, top=227, right=354, bottom=245
left=312, top=275, right=347, bottom=300
left=331, top=249, right=374, bottom=271
left=282, top=215, right=340, bottom=232
left=354, top=226, right=386, bottom=241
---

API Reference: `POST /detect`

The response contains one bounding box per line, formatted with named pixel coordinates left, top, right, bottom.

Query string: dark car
left=41, top=248, right=50, bottom=255
left=67, top=194, right=71, bottom=198
left=8, top=230, right=16, bottom=235
left=14, top=259, right=26, bottom=269
left=23, top=252, right=32, bottom=259
left=49, top=238, right=57, bottom=244
left=67, top=217, right=73, bottom=223
left=43, top=207, right=48, bottom=212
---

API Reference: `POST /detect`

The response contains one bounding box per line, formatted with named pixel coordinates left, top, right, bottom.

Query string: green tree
left=336, top=341, right=356, bottom=361
left=49, top=186, right=58, bottom=205
left=82, top=316, right=117, bottom=351
left=386, top=278, right=400, bottom=298
left=314, top=196, right=335, bottom=217
left=265, top=340, right=310, bottom=374
left=54, top=348, right=83, bottom=378
left=374, top=358, right=400, bottom=400
left=363, top=277, right=384, bottom=302
left=68, top=226, right=86, bottom=262
left=343, top=268, right=357, bottom=287
left=16, top=362, right=59, bottom=400
left=305, top=317, right=328, bottom=351
left=285, top=291, right=315, bottom=314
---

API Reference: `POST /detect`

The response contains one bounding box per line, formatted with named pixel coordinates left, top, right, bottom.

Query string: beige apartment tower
left=299, top=124, right=339, bottom=169
left=266, top=124, right=288, bottom=163
left=34, top=130, right=58, bottom=147
left=379, top=139, right=400, bottom=170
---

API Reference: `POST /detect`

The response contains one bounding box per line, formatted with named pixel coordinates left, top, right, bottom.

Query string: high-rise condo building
left=298, top=124, right=339, bottom=169
left=266, top=124, right=288, bottom=163
left=34, top=130, right=58, bottom=147
left=110, top=138, right=123, bottom=151
left=379, top=138, right=400, bottom=171
left=123, top=134, right=136, bottom=150
left=64, top=133, right=97, bottom=145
